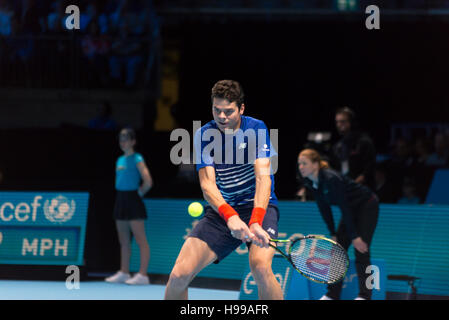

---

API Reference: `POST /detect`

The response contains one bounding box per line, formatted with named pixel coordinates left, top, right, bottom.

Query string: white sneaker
left=319, top=295, right=334, bottom=300
left=354, top=297, right=366, bottom=300
left=125, top=273, right=150, bottom=285
left=105, top=271, right=131, bottom=283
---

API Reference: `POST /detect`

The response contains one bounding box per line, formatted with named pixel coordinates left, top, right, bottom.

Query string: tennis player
left=164, top=80, right=283, bottom=299
left=298, top=149, right=379, bottom=300
left=105, top=127, right=153, bottom=285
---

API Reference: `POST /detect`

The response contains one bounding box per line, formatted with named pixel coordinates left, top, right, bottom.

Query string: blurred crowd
left=0, top=0, right=160, bottom=88
left=2, top=0, right=449, bottom=89
left=378, top=132, right=449, bottom=204
left=157, top=0, right=449, bottom=10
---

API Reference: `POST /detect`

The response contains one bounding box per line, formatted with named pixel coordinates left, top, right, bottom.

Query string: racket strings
left=290, top=239, right=348, bottom=283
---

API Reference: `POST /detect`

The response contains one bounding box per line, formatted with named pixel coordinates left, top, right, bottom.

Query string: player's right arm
left=198, top=166, right=226, bottom=212
left=198, top=166, right=254, bottom=241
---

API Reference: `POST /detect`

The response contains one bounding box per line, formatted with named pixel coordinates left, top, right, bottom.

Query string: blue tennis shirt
left=195, top=115, right=278, bottom=207
left=115, top=153, right=144, bottom=191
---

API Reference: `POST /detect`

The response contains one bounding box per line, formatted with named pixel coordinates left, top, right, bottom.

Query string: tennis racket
left=269, top=235, right=349, bottom=284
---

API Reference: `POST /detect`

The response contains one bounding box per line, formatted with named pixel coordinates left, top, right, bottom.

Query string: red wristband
left=218, top=203, right=239, bottom=222
left=249, top=207, right=266, bottom=226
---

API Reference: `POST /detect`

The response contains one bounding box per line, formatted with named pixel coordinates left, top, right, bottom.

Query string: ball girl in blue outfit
left=105, top=127, right=153, bottom=285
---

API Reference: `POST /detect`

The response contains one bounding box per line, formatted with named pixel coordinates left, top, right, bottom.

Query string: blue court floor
left=0, top=280, right=240, bottom=300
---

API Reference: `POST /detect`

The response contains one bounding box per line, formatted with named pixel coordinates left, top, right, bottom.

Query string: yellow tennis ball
left=188, top=202, right=203, bottom=217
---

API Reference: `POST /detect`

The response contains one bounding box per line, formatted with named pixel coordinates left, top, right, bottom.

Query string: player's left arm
left=249, top=157, right=272, bottom=247
left=137, top=161, right=153, bottom=197
left=253, top=157, right=271, bottom=209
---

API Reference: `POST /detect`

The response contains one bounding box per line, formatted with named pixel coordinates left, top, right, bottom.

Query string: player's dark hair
left=211, top=80, right=245, bottom=108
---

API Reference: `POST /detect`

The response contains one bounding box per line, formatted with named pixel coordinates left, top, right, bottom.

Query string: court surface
left=0, top=280, right=240, bottom=300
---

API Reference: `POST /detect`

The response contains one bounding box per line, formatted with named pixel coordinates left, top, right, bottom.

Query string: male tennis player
left=164, top=80, right=283, bottom=299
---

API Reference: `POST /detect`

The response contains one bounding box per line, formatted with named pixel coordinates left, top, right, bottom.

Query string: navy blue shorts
left=188, top=204, right=280, bottom=263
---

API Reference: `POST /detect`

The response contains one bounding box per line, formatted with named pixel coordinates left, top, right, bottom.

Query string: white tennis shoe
left=105, top=271, right=131, bottom=283
left=354, top=297, right=367, bottom=300
left=125, top=273, right=150, bottom=285
left=319, top=295, right=334, bottom=300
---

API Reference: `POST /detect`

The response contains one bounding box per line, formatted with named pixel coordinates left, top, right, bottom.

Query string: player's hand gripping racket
left=269, top=235, right=349, bottom=284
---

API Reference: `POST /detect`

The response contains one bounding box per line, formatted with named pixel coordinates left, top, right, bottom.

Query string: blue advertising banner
left=0, top=192, right=89, bottom=265
left=239, top=256, right=293, bottom=300
left=286, top=259, right=387, bottom=300
left=132, top=199, right=449, bottom=297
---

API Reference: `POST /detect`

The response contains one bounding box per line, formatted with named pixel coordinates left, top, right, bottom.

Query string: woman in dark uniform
left=298, top=149, right=379, bottom=300
left=105, top=127, right=153, bottom=285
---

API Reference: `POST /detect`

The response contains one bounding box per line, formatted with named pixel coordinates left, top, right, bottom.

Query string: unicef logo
left=44, top=196, right=76, bottom=223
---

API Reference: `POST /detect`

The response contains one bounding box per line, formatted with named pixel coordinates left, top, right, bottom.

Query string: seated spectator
left=19, top=0, right=46, bottom=34
left=97, top=1, right=115, bottom=35
left=0, top=0, right=13, bottom=36
left=414, top=137, right=432, bottom=166
left=109, top=21, right=144, bottom=88
left=46, top=0, right=66, bottom=34
left=390, top=137, right=415, bottom=167
left=108, top=0, right=157, bottom=36
left=374, top=163, right=398, bottom=203
left=5, top=15, right=33, bottom=63
left=383, top=136, right=417, bottom=198
left=134, top=0, right=159, bottom=37
left=2, top=15, right=34, bottom=85
left=410, top=136, right=438, bottom=200
left=397, top=177, right=421, bottom=205
left=82, top=20, right=110, bottom=59
left=88, top=102, right=118, bottom=130
left=93, top=0, right=129, bottom=35
left=79, top=2, right=98, bottom=33
left=109, top=0, right=144, bottom=35
left=426, top=132, right=449, bottom=167
left=81, top=19, right=111, bottom=87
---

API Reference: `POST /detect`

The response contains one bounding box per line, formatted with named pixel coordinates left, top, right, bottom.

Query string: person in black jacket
left=298, top=148, right=379, bottom=300
left=332, top=107, right=377, bottom=191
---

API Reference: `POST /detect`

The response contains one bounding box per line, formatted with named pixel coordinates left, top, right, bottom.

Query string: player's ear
left=239, top=103, right=245, bottom=115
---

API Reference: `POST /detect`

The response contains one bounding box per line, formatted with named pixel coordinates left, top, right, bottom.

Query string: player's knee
left=168, top=265, right=193, bottom=289
left=249, top=258, right=272, bottom=281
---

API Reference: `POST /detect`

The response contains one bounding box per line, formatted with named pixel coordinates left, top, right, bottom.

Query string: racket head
left=287, top=236, right=349, bottom=284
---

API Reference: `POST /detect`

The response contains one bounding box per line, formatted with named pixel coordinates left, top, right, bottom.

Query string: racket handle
left=269, top=238, right=290, bottom=243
